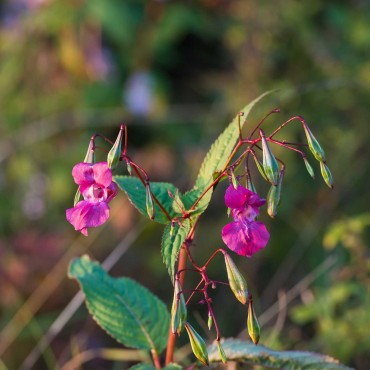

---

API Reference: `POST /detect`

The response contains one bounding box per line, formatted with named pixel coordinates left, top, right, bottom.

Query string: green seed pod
left=230, top=169, right=238, bottom=189
left=217, top=341, right=227, bottom=364
left=303, top=157, right=315, bottom=179
left=303, top=124, right=326, bottom=162
left=252, top=154, right=268, bottom=181
left=267, top=170, right=284, bottom=218
left=171, top=279, right=187, bottom=335
left=260, top=130, right=279, bottom=186
left=74, top=140, right=95, bottom=206
left=320, top=162, right=334, bottom=189
left=185, top=323, right=209, bottom=366
left=207, top=313, right=213, bottom=330
left=145, top=184, right=155, bottom=220
left=247, top=299, right=260, bottom=345
left=224, top=253, right=248, bottom=304
left=246, top=177, right=257, bottom=193
left=107, top=126, right=123, bottom=170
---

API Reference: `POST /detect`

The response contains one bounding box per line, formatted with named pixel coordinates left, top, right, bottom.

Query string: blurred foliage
left=0, top=0, right=369, bottom=369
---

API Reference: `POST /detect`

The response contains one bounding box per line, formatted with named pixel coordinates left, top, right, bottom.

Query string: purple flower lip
left=66, top=162, right=117, bottom=236
left=222, top=184, right=269, bottom=257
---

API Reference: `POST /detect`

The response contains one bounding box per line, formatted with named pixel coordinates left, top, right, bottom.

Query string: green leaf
left=68, top=255, right=170, bottom=353
left=192, top=91, right=272, bottom=215
left=129, top=364, right=156, bottom=370
left=208, top=339, right=352, bottom=369
left=114, top=176, right=179, bottom=224
left=162, top=219, right=191, bottom=281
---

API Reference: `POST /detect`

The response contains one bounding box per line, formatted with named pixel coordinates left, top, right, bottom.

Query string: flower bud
left=303, top=124, right=326, bottom=162
left=107, top=126, right=123, bottom=170
left=224, top=253, right=248, bottom=304
left=216, top=341, right=227, bottom=364
left=303, top=157, right=315, bottom=179
left=247, top=299, right=260, bottom=344
left=320, top=162, right=334, bottom=189
left=145, top=184, right=155, bottom=220
left=74, top=139, right=95, bottom=206
left=260, top=130, right=279, bottom=186
left=125, top=159, right=133, bottom=175
left=207, top=313, right=213, bottom=330
left=171, top=279, right=187, bottom=335
left=267, top=170, right=284, bottom=218
left=185, top=323, right=209, bottom=366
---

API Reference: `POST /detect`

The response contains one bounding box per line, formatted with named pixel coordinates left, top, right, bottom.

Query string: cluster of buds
left=169, top=247, right=262, bottom=365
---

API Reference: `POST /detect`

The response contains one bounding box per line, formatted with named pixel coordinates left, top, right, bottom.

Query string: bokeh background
left=0, top=1, right=369, bottom=369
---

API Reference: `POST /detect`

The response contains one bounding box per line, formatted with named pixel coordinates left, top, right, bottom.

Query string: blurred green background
left=0, top=1, right=369, bottom=369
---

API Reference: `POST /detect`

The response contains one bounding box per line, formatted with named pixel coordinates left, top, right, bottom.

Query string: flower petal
left=66, top=200, right=110, bottom=235
left=106, top=181, right=118, bottom=202
left=72, top=163, right=94, bottom=187
left=92, top=162, right=112, bottom=188
left=225, top=184, right=253, bottom=209
left=222, top=220, right=269, bottom=257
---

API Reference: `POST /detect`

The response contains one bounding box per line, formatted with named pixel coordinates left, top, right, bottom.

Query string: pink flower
left=222, top=184, right=269, bottom=257
left=66, top=162, right=117, bottom=236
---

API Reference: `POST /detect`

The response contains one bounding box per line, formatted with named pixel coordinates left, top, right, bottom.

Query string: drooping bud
left=171, top=279, right=187, bottom=335
left=320, top=162, right=334, bottom=189
left=207, top=313, right=213, bottom=330
left=247, top=298, right=260, bottom=344
left=224, top=253, right=248, bottom=304
left=216, top=341, right=227, bottom=364
left=267, top=170, right=284, bottom=218
left=125, top=159, right=133, bottom=175
left=230, top=169, right=238, bottom=189
left=145, top=184, right=155, bottom=220
left=303, top=124, right=326, bottom=162
left=107, top=125, right=123, bottom=170
left=260, top=130, right=279, bottom=186
left=252, top=154, right=268, bottom=181
left=74, top=139, right=95, bottom=206
left=185, top=323, right=209, bottom=366
left=303, top=157, right=315, bottom=179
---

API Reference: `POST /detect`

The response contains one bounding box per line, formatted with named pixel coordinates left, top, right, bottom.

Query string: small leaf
left=208, top=338, right=353, bottom=369
left=162, top=219, right=191, bottom=280
left=114, top=176, right=179, bottom=224
left=68, top=255, right=170, bottom=353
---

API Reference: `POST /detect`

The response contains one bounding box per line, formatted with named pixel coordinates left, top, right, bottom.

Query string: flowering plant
left=67, top=93, right=348, bottom=369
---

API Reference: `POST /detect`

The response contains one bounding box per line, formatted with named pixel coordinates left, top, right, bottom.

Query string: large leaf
left=129, top=364, right=182, bottom=370
left=162, top=218, right=191, bottom=281
left=208, top=339, right=352, bottom=370
left=68, top=255, right=170, bottom=353
left=192, top=92, right=272, bottom=215
left=114, top=176, right=179, bottom=224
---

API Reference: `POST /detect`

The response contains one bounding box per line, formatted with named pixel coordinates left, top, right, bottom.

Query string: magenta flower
left=222, top=184, right=269, bottom=257
left=66, top=162, right=117, bottom=236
